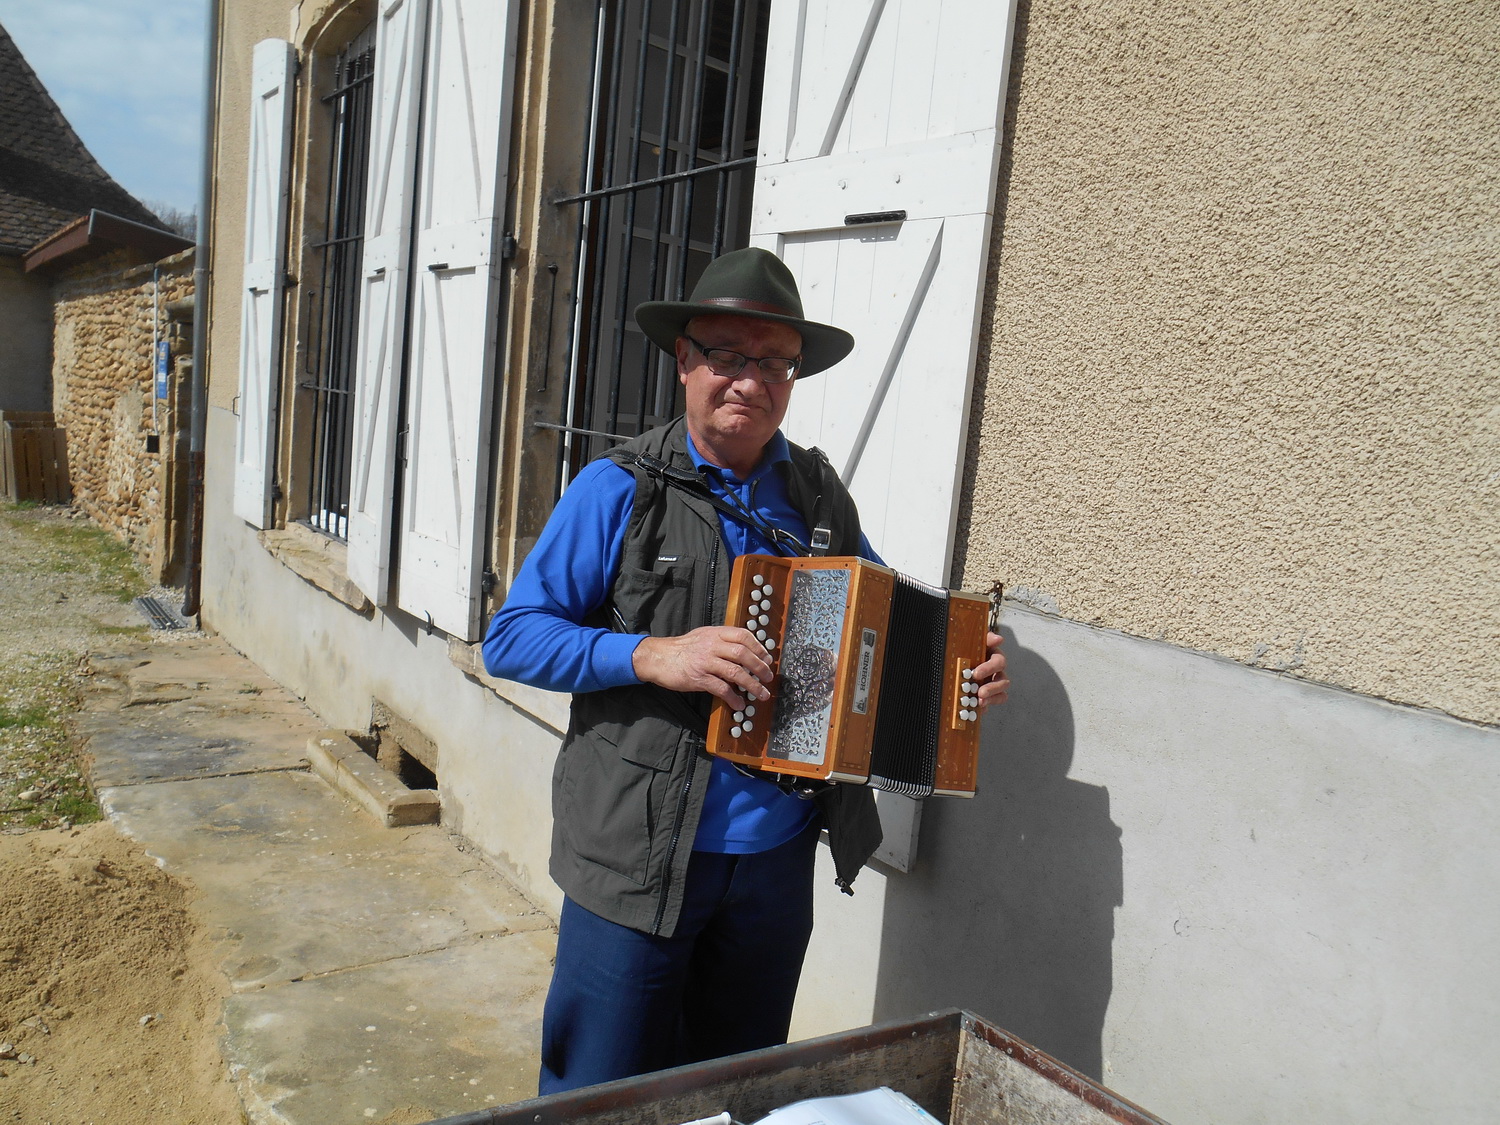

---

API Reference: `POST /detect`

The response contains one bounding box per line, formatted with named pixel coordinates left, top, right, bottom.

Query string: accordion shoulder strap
left=629, top=452, right=811, bottom=557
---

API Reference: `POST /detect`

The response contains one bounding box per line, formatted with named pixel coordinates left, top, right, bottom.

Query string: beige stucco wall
left=0, top=255, right=54, bottom=412
left=960, top=0, right=1499, bottom=725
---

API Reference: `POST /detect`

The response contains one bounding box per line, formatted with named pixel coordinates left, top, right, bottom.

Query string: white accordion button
left=733, top=710, right=745, bottom=723
left=765, top=638, right=776, bottom=651
left=755, top=629, right=767, bottom=642
left=745, top=704, right=756, bottom=717
left=962, top=667, right=974, bottom=681
left=757, top=613, right=769, bottom=626
left=731, top=725, right=743, bottom=739
left=753, top=574, right=765, bottom=587
left=743, top=720, right=754, bottom=732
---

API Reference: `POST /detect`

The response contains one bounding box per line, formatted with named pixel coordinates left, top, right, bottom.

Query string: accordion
left=705, top=554, right=990, bottom=797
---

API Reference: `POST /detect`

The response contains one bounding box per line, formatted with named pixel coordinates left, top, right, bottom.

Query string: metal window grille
left=550, top=0, right=770, bottom=479
left=302, top=28, right=376, bottom=539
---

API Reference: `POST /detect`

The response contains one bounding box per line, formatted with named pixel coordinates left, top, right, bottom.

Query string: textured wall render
left=960, top=0, right=1499, bottom=724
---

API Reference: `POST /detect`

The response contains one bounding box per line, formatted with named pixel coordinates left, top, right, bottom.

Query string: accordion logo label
left=853, top=628, right=878, bottom=715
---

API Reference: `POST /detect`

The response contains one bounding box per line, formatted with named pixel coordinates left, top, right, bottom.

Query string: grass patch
left=0, top=702, right=54, bottom=729
left=0, top=505, right=141, bottom=831
left=16, top=518, right=148, bottom=603
left=0, top=656, right=102, bottom=829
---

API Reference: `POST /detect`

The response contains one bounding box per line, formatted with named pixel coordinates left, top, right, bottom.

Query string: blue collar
left=684, top=431, right=791, bottom=486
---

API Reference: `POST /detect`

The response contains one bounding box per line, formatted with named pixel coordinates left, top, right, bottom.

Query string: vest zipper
left=651, top=520, right=720, bottom=936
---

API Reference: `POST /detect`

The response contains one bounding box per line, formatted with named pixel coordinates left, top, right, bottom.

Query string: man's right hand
left=632, top=626, right=774, bottom=710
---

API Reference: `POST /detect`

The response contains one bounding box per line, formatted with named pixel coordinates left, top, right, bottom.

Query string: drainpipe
left=182, top=0, right=221, bottom=619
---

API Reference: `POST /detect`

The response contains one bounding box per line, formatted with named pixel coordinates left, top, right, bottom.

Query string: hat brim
left=634, top=301, right=855, bottom=378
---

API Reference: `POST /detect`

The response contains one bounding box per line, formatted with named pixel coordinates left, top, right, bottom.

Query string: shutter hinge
left=396, top=425, right=409, bottom=467
left=500, top=231, right=518, bottom=260
left=480, top=567, right=498, bottom=596
left=271, top=480, right=283, bottom=503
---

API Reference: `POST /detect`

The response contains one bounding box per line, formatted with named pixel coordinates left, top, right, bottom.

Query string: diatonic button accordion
left=705, top=554, right=990, bottom=797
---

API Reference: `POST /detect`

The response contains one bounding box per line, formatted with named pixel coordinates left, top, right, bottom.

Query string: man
left=484, top=247, right=1009, bottom=1094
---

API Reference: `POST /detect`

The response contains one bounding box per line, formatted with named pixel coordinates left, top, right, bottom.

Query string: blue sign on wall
left=155, top=340, right=170, bottom=400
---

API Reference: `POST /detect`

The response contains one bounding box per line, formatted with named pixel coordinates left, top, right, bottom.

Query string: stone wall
left=50, top=248, right=194, bottom=583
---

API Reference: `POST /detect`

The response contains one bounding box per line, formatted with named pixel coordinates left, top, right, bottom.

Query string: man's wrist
left=592, top=632, right=648, bottom=688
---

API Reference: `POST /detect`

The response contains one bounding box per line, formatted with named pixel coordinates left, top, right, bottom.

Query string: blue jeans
left=539, top=821, right=819, bottom=1094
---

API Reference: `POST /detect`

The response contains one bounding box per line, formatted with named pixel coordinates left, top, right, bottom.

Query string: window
left=551, top=0, right=771, bottom=476
left=302, top=24, right=376, bottom=539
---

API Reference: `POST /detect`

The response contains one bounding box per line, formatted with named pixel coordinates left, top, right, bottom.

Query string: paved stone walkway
left=77, top=633, right=554, bottom=1125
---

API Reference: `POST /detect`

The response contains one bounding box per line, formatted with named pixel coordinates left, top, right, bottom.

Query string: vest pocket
left=611, top=561, right=697, bottom=635
left=557, top=717, right=678, bottom=886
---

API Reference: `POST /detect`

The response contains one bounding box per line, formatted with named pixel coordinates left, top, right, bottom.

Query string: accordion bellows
left=706, top=555, right=989, bottom=797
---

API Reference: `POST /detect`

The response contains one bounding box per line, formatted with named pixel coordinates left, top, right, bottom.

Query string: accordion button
left=731, top=725, right=743, bottom=739
left=753, top=574, right=765, bottom=586
left=962, top=667, right=974, bottom=680
left=733, top=710, right=745, bottom=722
left=745, top=704, right=756, bottom=717
left=757, top=613, right=769, bottom=626
left=766, top=638, right=776, bottom=650
left=743, top=720, right=754, bottom=732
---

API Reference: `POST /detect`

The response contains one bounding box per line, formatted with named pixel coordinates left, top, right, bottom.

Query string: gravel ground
left=0, top=502, right=198, bottom=832
left=0, top=502, right=243, bottom=1123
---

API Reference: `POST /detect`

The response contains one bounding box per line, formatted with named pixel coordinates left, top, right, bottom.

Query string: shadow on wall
left=873, top=630, right=1122, bottom=1080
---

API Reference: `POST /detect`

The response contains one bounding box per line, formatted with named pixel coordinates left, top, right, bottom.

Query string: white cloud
left=0, top=0, right=208, bottom=212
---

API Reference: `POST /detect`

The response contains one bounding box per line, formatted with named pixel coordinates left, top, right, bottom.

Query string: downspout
left=182, top=0, right=221, bottom=618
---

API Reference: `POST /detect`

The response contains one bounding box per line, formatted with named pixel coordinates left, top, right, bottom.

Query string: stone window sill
left=258, top=523, right=374, bottom=615
left=448, top=639, right=569, bottom=735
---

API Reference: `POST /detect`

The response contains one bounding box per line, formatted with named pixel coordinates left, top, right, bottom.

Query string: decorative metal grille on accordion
left=705, top=554, right=990, bottom=797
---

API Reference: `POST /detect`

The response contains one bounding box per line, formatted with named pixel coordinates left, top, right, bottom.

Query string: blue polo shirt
left=484, top=431, right=877, bottom=854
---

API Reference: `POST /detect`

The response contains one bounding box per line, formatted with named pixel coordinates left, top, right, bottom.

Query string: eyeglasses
left=684, top=334, right=800, bottom=384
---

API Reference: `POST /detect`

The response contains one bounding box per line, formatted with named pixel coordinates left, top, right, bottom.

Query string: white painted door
left=233, top=38, right=295, bottom=528
left=393, top=0, right=520, bottom=640
left=752, top=0, right=1018, bottom=588
left=347, top=0, right=430, bottom=602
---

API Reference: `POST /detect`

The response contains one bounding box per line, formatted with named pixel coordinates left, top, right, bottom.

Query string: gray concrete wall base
left=867, top=605, right=1499, bottom=1125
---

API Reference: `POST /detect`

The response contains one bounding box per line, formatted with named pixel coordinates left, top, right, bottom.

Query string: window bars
left=302, top=29, right=376, bottom=539
left=551, top=0, right=770, bottom=480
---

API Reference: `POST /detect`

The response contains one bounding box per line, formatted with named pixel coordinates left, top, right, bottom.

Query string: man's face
left=676, top=314, right=802, bottom=476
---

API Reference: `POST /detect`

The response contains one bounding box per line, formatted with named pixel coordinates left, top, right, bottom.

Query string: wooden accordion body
left=705, top=555, right=989, bottom=797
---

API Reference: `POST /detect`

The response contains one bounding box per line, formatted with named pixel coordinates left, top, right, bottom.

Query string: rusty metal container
left=423, top=1009, right=1168, bottom=1125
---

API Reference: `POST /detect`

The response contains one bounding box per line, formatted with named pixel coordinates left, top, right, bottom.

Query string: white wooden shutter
left=347, top=0, right=430, bottom=602
left=233, top=38, right=295, bottom=528
left=392, top=0, right=520, bottom=640
left=752, top=0, right=1018, bottom=587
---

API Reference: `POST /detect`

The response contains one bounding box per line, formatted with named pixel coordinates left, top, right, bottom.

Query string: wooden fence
left=0, top=411, right=71, bottom=504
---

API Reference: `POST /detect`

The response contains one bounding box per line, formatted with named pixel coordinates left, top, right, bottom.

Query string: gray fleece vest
left=549, top=418, right=882, bottom=937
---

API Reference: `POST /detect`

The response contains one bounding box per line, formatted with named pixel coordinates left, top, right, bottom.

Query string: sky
left=0, top=0, right=209, bottom=217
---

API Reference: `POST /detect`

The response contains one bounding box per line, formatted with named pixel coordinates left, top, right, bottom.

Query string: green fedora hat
left=634, top=247, right=855, bottom=377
